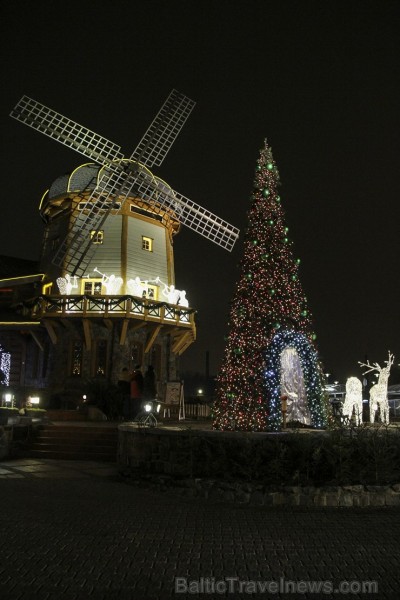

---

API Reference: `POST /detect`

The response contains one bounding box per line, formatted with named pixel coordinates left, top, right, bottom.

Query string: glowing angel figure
left=342, top=377, right=363, bottom=426
left=178, top=290, right=189, bottom=307
left=127, top=277, right=146, bottom=297
left=104, top=274, right=123, bottom=294
left=359, top=352, right=394, bottom=424
left=94, top=267, right=123, bottom=294
left=161, top=283, right=180, bottom=305
left=56, top=274, right=78, bottom=295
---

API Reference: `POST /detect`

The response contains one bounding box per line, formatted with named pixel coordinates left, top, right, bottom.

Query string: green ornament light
left=268, top=219, right=274, bottom=226
left=267, top=163, right=273, bottom=170
left=262, top=188, right=270, bottom=198
left=296, top=258, right=301, bottom=265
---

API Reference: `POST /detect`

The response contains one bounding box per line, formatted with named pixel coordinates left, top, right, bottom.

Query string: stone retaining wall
left=117, top=423, right=400, bottom=507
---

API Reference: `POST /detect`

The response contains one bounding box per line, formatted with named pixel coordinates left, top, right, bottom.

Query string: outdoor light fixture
left=29, top=396, right=40, bottom=405
left=137, top=399, right=161, bottom=427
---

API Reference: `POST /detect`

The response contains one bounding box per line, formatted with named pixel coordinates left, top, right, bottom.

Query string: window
left=51, top=237, right=60, bottom=251
left=142, top=236, right=153, bottom=252
left=130, top=342, right=143, bottom=370
left=81, top=279, right=103, bottom=295
left=143, top=284, right=158, bottom=300
left=91, top=230, right=104, bottom=244
left=42, top=341, right=50, bottom=378
left=70, top=340, right=83, bottom=376
left=150, top=343, right=162, bottom=381
left=31, top=343, right=40, bottom=379
left=95, top=340, right=108, bottom=376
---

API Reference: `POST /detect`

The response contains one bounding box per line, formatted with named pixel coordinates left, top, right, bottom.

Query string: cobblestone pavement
left=1, top=459, right=399, bottom=600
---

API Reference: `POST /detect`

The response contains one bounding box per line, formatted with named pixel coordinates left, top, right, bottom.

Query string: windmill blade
left=52, top=163, right=131, bottom=275
left=130, top=171, right=240, bottom=252
left=10, top=96, right=123, bottom=165
left=130, top=89, right=195, bottom=168
left=165, top=189, right=240, bottom=251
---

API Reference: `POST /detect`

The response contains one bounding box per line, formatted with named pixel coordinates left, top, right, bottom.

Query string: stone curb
left=119, top=472, right=400, bottom=508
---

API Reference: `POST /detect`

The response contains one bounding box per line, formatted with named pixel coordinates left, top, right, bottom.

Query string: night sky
left=1, top=0, right=399, bottom=383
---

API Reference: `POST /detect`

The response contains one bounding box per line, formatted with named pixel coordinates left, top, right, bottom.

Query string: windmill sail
left=10, top=90, right=240, bottom=275
left=130, top=89, right=196, bottom=168
left=10, top=96, right=123, bottom=164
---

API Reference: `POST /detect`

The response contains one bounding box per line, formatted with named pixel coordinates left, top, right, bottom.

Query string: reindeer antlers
left=358, top=351, right=394, bottom=374
left=358, top=359, right=381, bottom=374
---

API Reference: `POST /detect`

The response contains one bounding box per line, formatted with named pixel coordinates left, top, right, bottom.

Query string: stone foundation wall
left=117, top=424, right=400, bottom=507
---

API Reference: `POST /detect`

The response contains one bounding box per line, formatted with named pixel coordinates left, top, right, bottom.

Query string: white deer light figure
left=359, top=352, right=394, bottom=425
left=342, top=377, right=363, bottom=426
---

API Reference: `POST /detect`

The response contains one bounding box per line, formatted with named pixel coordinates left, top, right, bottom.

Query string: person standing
left=117, top=367, right=131, bottom=420
left=143, top=365, right=157, bottom=401
left=130, top=365, right=144, bottom=419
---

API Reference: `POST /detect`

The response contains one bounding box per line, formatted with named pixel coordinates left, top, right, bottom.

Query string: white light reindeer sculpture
left=342, top=377, right=363, bottom=426
left=358, top=352, right=394, bottom=424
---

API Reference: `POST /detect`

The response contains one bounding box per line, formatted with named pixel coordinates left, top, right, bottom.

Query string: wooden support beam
left=82, top=319, right=91, bottom=350
left=144, top=325, right=162, bottom=354
left=103, top=318, right=113, bottom=332
left=177, top=336, right=195, bottom=355
left=120, top=319, right=129, bottom=345
left=43, top=320, right=57, bottom=345
left=29, top=329, right=44, bottom=351
left=171, top=331, right=192, bottom=354
left=130, top=321, right=147, bottom=332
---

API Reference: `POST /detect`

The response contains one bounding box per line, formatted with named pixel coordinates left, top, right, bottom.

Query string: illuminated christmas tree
left=213, top=140, right=326, bottom=431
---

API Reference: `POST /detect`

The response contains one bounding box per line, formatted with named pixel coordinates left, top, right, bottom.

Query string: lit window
left=142, top=284, right=158, bottom=300
left=142, top=236, right=153, bottom=252
left=91, top=230, right=104, bottom=244
left=82, top=279, right=103, bottom=295
left=71, top=340, right=83, bottom=376
left=95, top=340, right=108, bottom=376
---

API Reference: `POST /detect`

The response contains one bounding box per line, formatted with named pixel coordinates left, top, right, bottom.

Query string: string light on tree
left=213, top=139, right=326, bottom=432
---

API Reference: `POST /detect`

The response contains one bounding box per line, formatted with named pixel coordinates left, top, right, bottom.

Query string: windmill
left=10, top=90, right=240, bottom=277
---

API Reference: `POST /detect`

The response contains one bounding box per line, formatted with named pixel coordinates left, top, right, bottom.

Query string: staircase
left=27, top=424, right=119, bottom=462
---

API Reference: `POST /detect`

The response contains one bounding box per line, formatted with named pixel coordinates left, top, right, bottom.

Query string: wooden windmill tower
left=9, top=91, right=239, bottom=404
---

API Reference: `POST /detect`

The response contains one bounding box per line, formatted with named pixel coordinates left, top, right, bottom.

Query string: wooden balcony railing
left=31, top=295, right=196, bottom=329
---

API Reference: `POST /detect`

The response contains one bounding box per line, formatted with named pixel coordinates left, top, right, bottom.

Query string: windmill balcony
left=28, top=294, right=196, bottom=353
left=32, top=294, right=194, bottom=325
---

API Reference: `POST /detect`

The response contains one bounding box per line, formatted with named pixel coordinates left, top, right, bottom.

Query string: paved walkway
left=0, top=458, right=399, bottom=599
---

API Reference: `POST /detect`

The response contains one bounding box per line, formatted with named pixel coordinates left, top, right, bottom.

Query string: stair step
left=28, top=449, right=116, bottom=461
left=35, top=432, right=118, bottom=440
left=25, top=423, right=119, bottom=463
left=31, top=439, right=117, bottom=449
